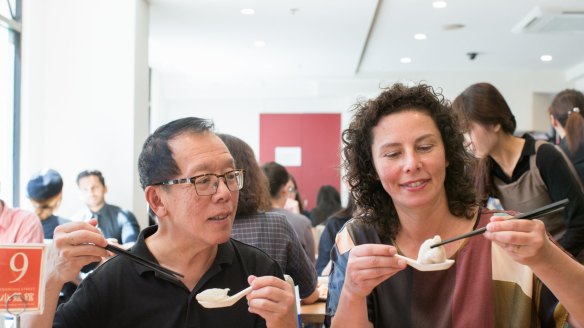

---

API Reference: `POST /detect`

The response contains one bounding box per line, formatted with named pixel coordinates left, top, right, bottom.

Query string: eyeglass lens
left=194, top=170, right=244, bottom=196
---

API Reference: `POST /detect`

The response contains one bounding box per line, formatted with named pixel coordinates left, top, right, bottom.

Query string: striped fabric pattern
left=232, top=211, right=318, bottom=299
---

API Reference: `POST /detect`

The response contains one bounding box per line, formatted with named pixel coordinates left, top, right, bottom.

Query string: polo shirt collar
left=130, top=225, right=234, bottom=283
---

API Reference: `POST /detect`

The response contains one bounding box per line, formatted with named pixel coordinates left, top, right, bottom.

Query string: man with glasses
left=23, top=117, right=297, bottom=328
left=73, top=169, right=140, bottom=246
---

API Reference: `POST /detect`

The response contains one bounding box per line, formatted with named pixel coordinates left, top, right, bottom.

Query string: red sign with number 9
left=0, top=244, right=45, bottom=313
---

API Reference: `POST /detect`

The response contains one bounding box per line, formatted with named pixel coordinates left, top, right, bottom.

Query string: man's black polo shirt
left=54, top=225, right=283, bottom=328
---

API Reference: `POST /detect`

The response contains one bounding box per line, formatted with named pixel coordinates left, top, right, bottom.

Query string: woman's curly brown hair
left=342, top=83, right=478, bottom=242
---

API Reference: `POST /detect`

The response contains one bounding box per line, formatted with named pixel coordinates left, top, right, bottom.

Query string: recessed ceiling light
left=241, top=8, right=255, bottom=15
left=540, top=55, right=553, bottom=62
left=253, top=40, right=266, bottom=48
left=433, top=1, right=447, bottom=9
left=400, top=57, right=412, bottom=64
left=414, top=33, right=427, bottom=40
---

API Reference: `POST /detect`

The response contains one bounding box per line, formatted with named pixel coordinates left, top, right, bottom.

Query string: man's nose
left=213, top=177, right=232, bottom=198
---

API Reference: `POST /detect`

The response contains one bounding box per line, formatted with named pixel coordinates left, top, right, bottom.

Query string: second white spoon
left=395, top=254, right=455, bottom=272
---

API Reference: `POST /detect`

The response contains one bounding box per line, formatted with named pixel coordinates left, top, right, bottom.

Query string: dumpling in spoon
left=417, top=235, right=447, bottom=264
left=196, top=288, right=230, bottom=302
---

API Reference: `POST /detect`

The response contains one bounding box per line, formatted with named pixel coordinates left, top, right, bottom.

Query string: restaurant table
left=300, top=300, right=326, bottom=325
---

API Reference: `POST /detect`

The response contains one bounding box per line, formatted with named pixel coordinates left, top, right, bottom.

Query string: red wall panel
left=260, top=113, right=341, bottom=211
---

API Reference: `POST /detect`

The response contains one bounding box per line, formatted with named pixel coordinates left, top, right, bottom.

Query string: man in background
left=73, top=170, right=140, bottom=245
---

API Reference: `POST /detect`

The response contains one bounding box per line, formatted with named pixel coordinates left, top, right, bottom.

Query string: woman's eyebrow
left=377, top=133, right=437, bottom=149
left=415, top=133, right=437, bottom=142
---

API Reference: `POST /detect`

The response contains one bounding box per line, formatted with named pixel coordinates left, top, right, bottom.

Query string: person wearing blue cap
left=27, top=169, right=78, bottom=304
left=26, top=169, right=71, bottom=239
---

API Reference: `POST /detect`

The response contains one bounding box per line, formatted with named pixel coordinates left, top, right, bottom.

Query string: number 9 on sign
left=9, top=252, right=29, bottom=283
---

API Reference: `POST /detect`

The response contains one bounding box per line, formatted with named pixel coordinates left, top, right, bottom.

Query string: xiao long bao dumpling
left=196, top=288, right=230, bottom=303
left=416, top=235, right=447, bottom=264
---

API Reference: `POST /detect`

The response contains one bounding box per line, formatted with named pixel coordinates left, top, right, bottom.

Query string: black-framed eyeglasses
left=151, top=169, right=245, bottom=196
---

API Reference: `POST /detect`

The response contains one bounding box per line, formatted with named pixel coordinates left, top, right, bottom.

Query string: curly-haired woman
left=325, top=83, right=584, bottom=327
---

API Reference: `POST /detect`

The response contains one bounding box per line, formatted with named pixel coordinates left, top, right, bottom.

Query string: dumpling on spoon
left=417, top=235, right=447, bottom=264
left=196, top=288, right=230, bottom=302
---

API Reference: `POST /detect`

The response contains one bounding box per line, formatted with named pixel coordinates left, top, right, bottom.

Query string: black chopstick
left=105, top=243, right=184, bottom=281
left=430, top=198, right=569, bottom=249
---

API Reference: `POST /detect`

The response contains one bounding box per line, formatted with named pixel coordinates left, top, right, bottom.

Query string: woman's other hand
left=342, top=244, right=406, bottom=300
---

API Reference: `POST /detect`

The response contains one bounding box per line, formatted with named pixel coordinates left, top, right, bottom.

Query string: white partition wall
left=21, top=0, right=150, bottom=228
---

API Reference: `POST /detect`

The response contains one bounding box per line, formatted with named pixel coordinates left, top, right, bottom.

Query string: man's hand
left=49, top=219, right=108, bottom=285
left=246, top=275, right=297, bottom=328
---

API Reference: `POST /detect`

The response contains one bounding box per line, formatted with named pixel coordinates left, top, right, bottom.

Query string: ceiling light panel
left=432, top=1, right=447, bottom=9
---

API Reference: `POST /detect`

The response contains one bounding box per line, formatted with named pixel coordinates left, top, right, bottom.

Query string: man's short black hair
left=76, top=170, right=106, bottom=187
left=138, top=117, right=215, bottom=189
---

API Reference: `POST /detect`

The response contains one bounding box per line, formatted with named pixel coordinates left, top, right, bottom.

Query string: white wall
left=151, top=69, right=572, bottom=158
left=21, top=0, right=150, bottom=228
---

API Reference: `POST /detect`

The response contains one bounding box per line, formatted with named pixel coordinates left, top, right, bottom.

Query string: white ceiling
left=149, top=0, right=584, bottom=82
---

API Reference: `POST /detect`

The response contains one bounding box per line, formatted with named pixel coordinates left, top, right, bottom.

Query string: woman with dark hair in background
left=219, top=134, right=319, bottom=304
left=310, top=185, right=342, bottom=227
left=284, top=174, right=310, bottom=217
left=452, top=82, right=584, bottom=262
left=549, top=89, right=584, bottom=183
left=262, top=161, right=316, bottom=264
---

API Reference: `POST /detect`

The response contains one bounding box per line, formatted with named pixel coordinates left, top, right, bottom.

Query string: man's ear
left=492, top=123, right=502, bottom=133
left=145, top=186, right=167, bottom=219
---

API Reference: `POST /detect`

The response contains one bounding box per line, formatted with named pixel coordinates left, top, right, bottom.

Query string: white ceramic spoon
left=395, top=254, right=455, bottom=272
left=197, top=286, right=253, bottom=308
